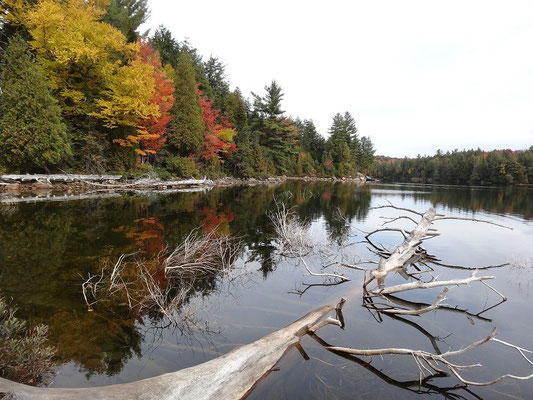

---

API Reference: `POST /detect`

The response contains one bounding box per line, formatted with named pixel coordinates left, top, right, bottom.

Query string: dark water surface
left=1, top=182, right=532, bottom=399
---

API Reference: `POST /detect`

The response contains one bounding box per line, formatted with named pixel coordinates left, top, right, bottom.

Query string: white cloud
left=143, top=0, right=533, bottom=156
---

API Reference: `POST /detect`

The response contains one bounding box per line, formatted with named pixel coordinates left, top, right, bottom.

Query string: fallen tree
left=0, top=301, right=344, bottom=400
left=2, top=199, right=531, bottom=399
left=268, top=199, right=533, bottom=392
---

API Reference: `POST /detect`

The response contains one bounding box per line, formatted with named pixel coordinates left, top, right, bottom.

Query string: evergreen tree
left=167, top=52, right=204, bottom=156
left=226, top=89, right=249, bottom=134
left=204, top=56, right=230, bottom=112
left=336, top=142, right=354, bottom=177
left=151, top=26, right=213, bottom=98
left=151, top=26, right=180, bottom=67
left=359, top=136, right=375, bottom=174
left=103, top=0, right=150, bottom=42
left=326, top=112, right=357, bottom=170
left=251, top=81, right=297, bottom=173
left=226, top=89, right=254, bottom=176
left=299, top=119, right=325, bottom=163
left=328, top=112, right=357, bottom=144
left=0, top=35, right=71, bottom=172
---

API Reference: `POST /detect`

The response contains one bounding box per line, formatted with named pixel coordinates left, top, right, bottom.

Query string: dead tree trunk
left=367, top=207, right=436, bottom=287
left=0, top=303, right=338, bottom=400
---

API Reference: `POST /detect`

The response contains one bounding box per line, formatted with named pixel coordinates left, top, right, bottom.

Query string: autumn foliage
left=136, top=39, right=175, bottom=156
left=0, top=1, right=381, bottom=178
left=198, top=87, right=237, bottom=161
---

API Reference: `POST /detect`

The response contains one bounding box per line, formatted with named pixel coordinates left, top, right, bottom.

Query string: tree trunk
left=0, top=304, right=335, bottom=400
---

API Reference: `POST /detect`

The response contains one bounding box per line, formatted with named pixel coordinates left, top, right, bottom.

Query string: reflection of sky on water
left=1, top=182, right=533, bottom=399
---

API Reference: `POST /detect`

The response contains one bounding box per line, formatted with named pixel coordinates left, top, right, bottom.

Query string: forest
left=372, top=148, right=533, bottom=185
left=0, top=0, right=375, bottom=178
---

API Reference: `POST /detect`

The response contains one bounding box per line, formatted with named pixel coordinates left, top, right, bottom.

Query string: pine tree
left=151, top=26, right=180, bottom=67
left=103, top=0, right=150, bottom=43
left=328, top=112, right=357, bottom=144
left=299, top=119, right=325, bottom=163
left=204, top=56, right=230, bottom=112
left=251, top=81, right=297, bottom=173
left=359, top=136, right=375, bottom=174
left=167, top=52, right=204, bottom=156
left=226, top=89, right=254, bottom=177
left=0, top=35, right=71, bottom=172
left=326, top=112, right=358, bottom=172
left=151, top=27, right=213, bottom=98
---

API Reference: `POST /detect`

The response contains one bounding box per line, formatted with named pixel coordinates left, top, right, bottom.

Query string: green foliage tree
left=103, top=0, right=149, bottom=42
left=251, top=81, right=297, bottom=173
left=167, top=52, right=204, bottom=156
left=326, top=112, right=358, bottom=172
left=151, top=26, right=179, bottom=67
left=204, top=56, right=230, bottom=112
left=329, top=112, right=357, bottom=144
left=151, top=26, right=213, bottom=98
left=299, top=119, right=325, bottom=164
left=336, top=142, right=354, bottom=177
left=226, top=89, right=254, bottom=177
left=359, top=136, right=375, bottom=174
left=0, top=35, right=71, bottom=172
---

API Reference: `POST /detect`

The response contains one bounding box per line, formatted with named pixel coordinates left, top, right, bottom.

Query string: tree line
left=371, top=148, right=533, bottom=185
left=0, top=0, right=375, bottom=178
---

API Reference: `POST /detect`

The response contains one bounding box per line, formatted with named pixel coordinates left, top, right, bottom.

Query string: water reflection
left=0, top=182, right=531, bottom=393
left=373, top=183, right=533, bottom=220
left=0, top=182, right=371, bottom=377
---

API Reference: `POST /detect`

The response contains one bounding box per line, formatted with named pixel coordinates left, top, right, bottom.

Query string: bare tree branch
left=374, top=271, right=495, bottom=295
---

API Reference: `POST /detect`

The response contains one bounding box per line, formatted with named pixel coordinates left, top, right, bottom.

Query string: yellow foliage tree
left=20, top=0, right=136, bottom=116
left=2, top=0, right=144, bottom=110
left=95, top=56, right=160, bottom=150
left=2, top=0, right=162, bottom=153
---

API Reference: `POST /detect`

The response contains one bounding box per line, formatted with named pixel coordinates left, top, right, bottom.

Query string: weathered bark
left=369, top=208, right=436, bottom=286
left=0, top=304, right=336, bottom=400
left=377, top=271, right=494, bottom=295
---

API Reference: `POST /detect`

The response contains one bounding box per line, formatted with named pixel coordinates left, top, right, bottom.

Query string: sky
left=142, top=0, right=533, bottom=157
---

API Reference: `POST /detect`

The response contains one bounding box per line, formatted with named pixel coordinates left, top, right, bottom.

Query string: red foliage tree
left=198, top=87, right=237, bottom=161
left=137, top=39, right=175, bottom=159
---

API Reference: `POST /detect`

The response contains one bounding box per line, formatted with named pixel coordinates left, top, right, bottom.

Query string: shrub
left=155, top=167, right=173, bottom=181
left=0, top=296, right=56, bottom=385
left=166, top=156, right=199, bottom=178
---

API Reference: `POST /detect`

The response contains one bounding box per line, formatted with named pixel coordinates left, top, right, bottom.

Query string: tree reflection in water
left=0, top=181, right=529, bottom=392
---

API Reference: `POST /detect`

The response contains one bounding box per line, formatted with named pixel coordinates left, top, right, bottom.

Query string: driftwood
left=0, top=302, right=341, bottom=400
left=323, top=327, right=533, bottom=387
left=366, top=207, right=436, bottom=287
left=0, top=174, right=122, bottom=183
left=0, top=175, right=213, bottom=192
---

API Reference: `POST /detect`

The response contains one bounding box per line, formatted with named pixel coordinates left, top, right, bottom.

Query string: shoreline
left=0, top=174, right=367, bottom=203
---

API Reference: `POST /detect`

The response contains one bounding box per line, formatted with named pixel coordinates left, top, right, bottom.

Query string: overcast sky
left=142, top=0, right=533, bottom=157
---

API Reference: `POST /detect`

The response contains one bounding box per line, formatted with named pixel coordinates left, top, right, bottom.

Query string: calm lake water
left=1, top=182, right=533, bottom=399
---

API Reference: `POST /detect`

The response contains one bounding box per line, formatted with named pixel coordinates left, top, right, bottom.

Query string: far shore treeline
left=0, top=0, right=375, bottom=179
left=372, top=148, right=533, bottom=185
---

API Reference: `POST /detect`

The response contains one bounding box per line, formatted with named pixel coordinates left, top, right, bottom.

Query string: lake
left=1, top=182, right=532, bottom=399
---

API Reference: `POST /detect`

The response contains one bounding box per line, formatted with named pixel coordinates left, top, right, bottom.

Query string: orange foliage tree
left=198, top=87, right=237, bottom=162
left=136, top=38, right=175, bottom=160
